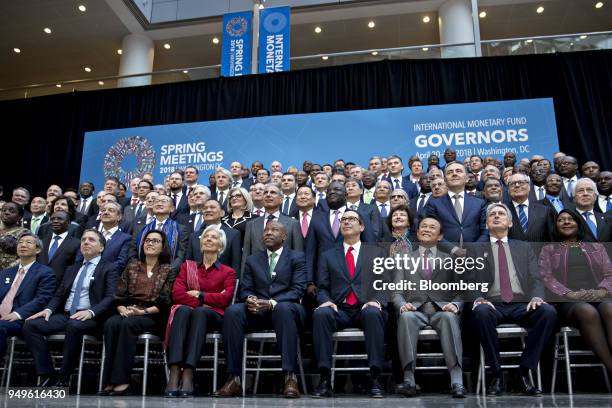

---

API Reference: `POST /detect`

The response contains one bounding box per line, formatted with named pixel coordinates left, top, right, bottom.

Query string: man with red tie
left=311, top=209, right=389, bottom=398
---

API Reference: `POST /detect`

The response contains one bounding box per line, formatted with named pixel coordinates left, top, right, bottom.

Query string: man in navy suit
left=345, top=178, right=383, bottom=240
left=280, top=173, right=299, bottom=217
left=37, top=211, right=80, bottom=283
left=168, top=171, right=190, bottom=217
left=311, top=209, right=389, bottom=398
left=174, top=185, right=210, bottom=234
left=386, top=155, right=418, bottom=199
left=122, top=180, right=152, bottom=226
left=216, top=221, right=307, bottom=398
left=23, top=229, right=120, bottom=387
left=423, top=161, right=489, bottom=255
left=469, top=203, right=557, bottom=397
left=595, top=171, right=612, bottom=214
left=573, top=178, right=612, bottom=242
left=0, top=232, right=55, bottom=359
left=230, top=161, right=251, bottom=190
left=210, top=167, right=232, bottom=212
left=410, top=175, right=432, bottom=230
left=22, top=197, right=48, bottom=235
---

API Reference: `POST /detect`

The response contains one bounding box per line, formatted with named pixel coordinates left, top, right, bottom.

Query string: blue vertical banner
left=221, top=11, right=253, bottom=77
left=258, top=6, right=291, bottom=73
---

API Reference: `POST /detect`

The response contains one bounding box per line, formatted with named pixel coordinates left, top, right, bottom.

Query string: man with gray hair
left=212, top=167, right=232, bottom=212
left=505, top=173, right=554, bottom=243
left=175, top=185, right=211, bottom=234
left=573, top=177, right=612, bottom=242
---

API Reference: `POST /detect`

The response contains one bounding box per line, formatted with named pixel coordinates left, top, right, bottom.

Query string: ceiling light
left=78, top=5, right=86, bottom=12
left=84, top=67, right=92, bottom=72
left=212, top=37, right=220, bottom=44
left=526, top=39, right=533, bottom=43
left=536, top=6, right=544, bottom=13
left=422, top=16, right=430, bottom=23
left=183, top=70, right=188, bottom=74
left=322, top=55, right=329, bottom=60
left=163, top=43, right=171, bottom=49
left=422, top=47, right=429, bottom=51
left=580, top=35, right=588, bottom=39
left=314, top=26, right=322, bottom=34
left=56, top=84, right=62, bottom=88
left=43, top=27, right=52, bottom=34
left=13, top=48, right=21, bottom=53
left=368, top=21, right=375, bottom=29
left=117, top=49, right=122, bottom=55
left=595, top=2, right=604, bottom=8
left=479, top=11, right=487, bottom=18
left=371, top=51, right=378, bottom=55
left=98, top=81, right=104, bottom=85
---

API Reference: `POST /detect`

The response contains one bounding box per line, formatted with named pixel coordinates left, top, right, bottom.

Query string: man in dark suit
left=392, top=216, right=466, bottom=398
left=216, top=221, right=307, bottom=398
left=210, top=168, right=232, bottom=213
left=573, top=178, right=612, bottom=242
left=174, top=185, right=210, bottom=234
left=505, top=173, right=555, bottom=243
left=345, top=178, right=383, bottom=240
left=538, top=174, right=574, bottom=215
left=131, top=191, right=159, bottom=234
left=186, top=199, right=241, bottom=276
left=23, top=229, right=120, bottom=387
left=77, top=181, right=96, bottom=219
left=311, top=209, right=389, bottom=398
left=0, top=232, right=55, bottom=359
left=469, top=203, right=557, bottom=397
left=596, top=171, right=612, bottom=214
left=168, top=171, right=190, bottom=217
left=423, top=162, right=489, bottom=255
left=22, top=197, right=48, bottom=235
left=37, top=211, right=80, bottom=283
left=122, top=180, right=152, bottom=226
left=528, top=165, right=548, bottom=203
left=386, top=155, right=418, bottom=199
left=242, top=184, right=304, bottom=274
left=230, top=161, right=252, bottom=190
left=411, top=176, right=432, bottom=230
left=558, top=156, right=579, bottom=200
left=280, top=173, right=298, bottom=217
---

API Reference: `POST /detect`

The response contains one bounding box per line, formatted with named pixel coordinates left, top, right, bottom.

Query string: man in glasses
left=505, top=173, right=554, bottom=243
left=311, top=210, right=388, bottom=398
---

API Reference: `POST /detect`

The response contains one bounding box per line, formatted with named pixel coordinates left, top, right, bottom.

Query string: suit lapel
left=354, top=245, right=364, bottom=280
left=442, top=195, right=461, bottom=224
left=272, top=249, right=289, bottom=282
left=15, top=263, right=36, bottom=299
left=335, top=246, right=349, bottom=279
left=0, top=268, right=18, bottom=299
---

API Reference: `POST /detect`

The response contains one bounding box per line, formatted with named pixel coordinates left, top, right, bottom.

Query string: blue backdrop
left=81, top=98, right=558, bottom=187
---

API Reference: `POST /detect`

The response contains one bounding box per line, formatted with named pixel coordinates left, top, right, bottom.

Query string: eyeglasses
left=144, top=238, right=162, bottom=245
left=340, top=216, right=360, bottom=224
left=230, top=194, right=243, bottom=199
left=508, top=181, right=529, bottom=187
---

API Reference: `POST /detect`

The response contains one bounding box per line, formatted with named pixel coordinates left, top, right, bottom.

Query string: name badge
left=5, top=278, right=10, bottom=284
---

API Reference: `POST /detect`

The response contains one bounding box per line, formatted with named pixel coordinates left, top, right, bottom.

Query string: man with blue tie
left=0, top=232, right=55, bottom=360
left=559, top=156, right=579, bottom=200
left=311, top=210, right=389, bottom=398
left=596, top=171, right=612, bottom=214
left=373, top=180, right=392, bottom=219
left=313, top=172, right=330, bottom=210
left=280, top=173, right=298, bottom=217
left=23, top=229, right=120, bottom=387
left=216, top=221, right=307, bottom=398
left=174, top=185, right=210, bottom=234
left=37, top=211, right=80, bottom=283
left=386, top=155, right=418, bottom=199
left=539, top=174, right=574, bottom=214
left=573, top=178, right=612, bottom=242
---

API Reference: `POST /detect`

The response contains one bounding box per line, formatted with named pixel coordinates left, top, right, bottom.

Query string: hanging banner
left=221, top=11, right=253, bottom=77
left=258, top=6, right=291, bottom=73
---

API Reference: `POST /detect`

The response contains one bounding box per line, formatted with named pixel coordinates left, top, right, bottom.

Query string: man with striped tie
left=573, top=177, right=612, bottom=242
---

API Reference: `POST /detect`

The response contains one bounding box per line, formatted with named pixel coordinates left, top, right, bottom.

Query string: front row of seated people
left=0, top=204, right=610, bottom=398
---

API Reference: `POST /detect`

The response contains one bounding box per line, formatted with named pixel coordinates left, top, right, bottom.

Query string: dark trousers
left=312, top=304, right=388, bottom=370
left=167, top=306, right=223, bottom=368
left=22, top=313, right=98, bottom=376
left=223, top=302, right=305, bottom=377
left=102, top=314, right=156, bottom=385
left=0, top=321, right=23, bottom=360
left=470, top=302, right=557, bottom=372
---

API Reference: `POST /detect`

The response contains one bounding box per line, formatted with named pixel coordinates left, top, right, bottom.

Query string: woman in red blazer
left=164, top=225, right=236, bottom=397
left=539, top=209, right=612, bottom=374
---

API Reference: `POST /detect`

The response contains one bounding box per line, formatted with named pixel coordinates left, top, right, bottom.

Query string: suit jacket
left=0, top=263, right=55, bottom=319
left=398, top=176, right=419, bottom=199
left=538, top=196, right=576, bottom=215
left=239, top=249, right=307, bottom=303
left=210, top=190, right=230, bottom=213
left=346, top=201, right=383, bottom=241
left=506, top=200, right=555, bottom=243
left=37, top=222, right=83, bottom=240
left=242, top=213, right=304, bottom=275
left=392, top=247, right=463, bottom=312
left=122, top=201, right=145, bottom=226
left=316, top=243, right=389, bottom=306
left=469, top=239, right=543, bottom=302
left=528, top=184, right=548, bottom=203
left=280, top=195, right=299, bottom=218
left=174, top=211, right=202, bottom=235
left=46, top=259, right=120, bottom=318
left=186, top=224, right=242, bottom=277
left=582, top=211, right=612, bottom=243
left=37, top=234, right=81, bottom=283
left=22, top=214, right=48, bottom=234
left=409, top=193, right=430, bottom=231
left=170, top=192, right=189, bottom=218
left=423, top=193, right=489, bottom=244
left=75, top=230, right=131, bottom=272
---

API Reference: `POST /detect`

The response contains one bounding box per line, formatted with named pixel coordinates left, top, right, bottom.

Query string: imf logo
left=262, top=11, right=288, bottom=34
left=226, top=17, right=248, bottom=37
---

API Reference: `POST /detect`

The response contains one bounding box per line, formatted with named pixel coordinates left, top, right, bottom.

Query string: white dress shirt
left=598, top=194, right=612, bottom=213
left=488, top=236, right=524, bottom=298
left=299, top=209, right=313, bottom=229
left=49, top=231, right=68, bottom=254
left=512, top=199, right=530, bottom=220
left=329, top=206, right=346, bottom=230
left=563, top=175, right=578, bottom=196
left=64, top=255, right=101, bottom=316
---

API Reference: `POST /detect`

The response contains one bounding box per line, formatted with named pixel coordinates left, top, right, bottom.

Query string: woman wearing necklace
left=539, top=209, right=612, bottom=375
left=222, top=187, right=253, bottom=247
left=385, top=205, right=416, bottom=255
left=99, top=230, right=173, bottom=396
left=0, top=202, right=28, bottom=270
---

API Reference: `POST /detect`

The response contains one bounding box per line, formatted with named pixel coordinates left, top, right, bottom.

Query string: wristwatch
left=198, top=292, right=205, bottom=305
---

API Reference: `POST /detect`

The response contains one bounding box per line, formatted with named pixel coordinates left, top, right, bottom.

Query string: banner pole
left=252, top=2, right=260, bottom=74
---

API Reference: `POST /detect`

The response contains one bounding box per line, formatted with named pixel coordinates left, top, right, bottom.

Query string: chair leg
left=551, top=335, right=559, bottom=393
left=163, top=348, right=169, bottom=382
left=213, top=338, right=219, bottom=393
left=77, top=338, right=86, bottom=395
left=297, top=344, right=307, bottom=395
left=602, top=365, right=611, bottom=392
left=331, top=339, right=338, bottom=389
left=6, top=337, right=16, bottom=389
left=253, top=341, right=265, bottom=395
left=479, top=346, right=486, bottom=397
left=98, top=341, right=105, bottom=392
left=563, top=331, right=572, bottom=395
left=142, top=339, right=150, bottom=397
left=241, top=338, right=248, bottom=397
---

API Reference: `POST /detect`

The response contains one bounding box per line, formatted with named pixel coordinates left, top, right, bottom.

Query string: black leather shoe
left=178, top=390, right=194, bottom=398
left=96, top=389, right=111, bottom=396
left=451, top=383, right=466, bottom=398
left=164, top=390, right=180, bottom=398
left=311, top=379, right=333, bottom=398
left=518, top=375, right=542, bottom=396
left=396, top=381, right=417, bottom=397
left=369, top=378, right=385, bottom=398
left=109, top=386, right=131, bottom=396
left=486, top=377, right=503, bottom=397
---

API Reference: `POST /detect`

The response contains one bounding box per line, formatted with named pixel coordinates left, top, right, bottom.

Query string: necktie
left=537, top=187, right=545, bottom=201
left=172, top=194, right=178, bottom=206
left=131, top=197, right=138, bottom=206
left=0, top=267, right=25, bottom=316
left=156, top=221, right=164, bottom=231
left=518, top=204, right=528, bottom=233
left=607, top=197, right=612, bottom=212
left=79, top=199, right=87, bottom=213
left=497, top=240, right=513, bottom=303
left=48, top=236, right=61, bottom=259
left=266, top=214, right=275, bottom=227
left=232, top=181, right=239, bottom=188
left=69, top=262, right=92, bottom=315
left=218, top=191, right=224, bottom=204
left=318, top=192, right=324, bottom=203
left=474, top=172, right=480, bottom=182
left=351, top=204, right=358, bottom=211
left=301, top=212, right=309, bottom=238
left=268, top=252, right=278, bottom=278
left=135, top=202, right=144, bottom=218
left=468, top=191, right=475, bottom=196
left=566, top=179, right=574, bottom=197
left=30, top=216, right=41, bottom=234
left=422, top=249, right=433, bottom=279
left=255, top=209, right=262, bottom=217
left=282, top=196, right=290, bottom=214
left=345, top=246, right=357, bottom=305
left=364, top=190, right=373, bottom=205
left=417, top=194, right=427, bottom=213
left=331, top=210, right=340, bottom=238
left=380, top=203, right=388, bottom=218
left=583, top=212, right=598, bottom=238
left=394, top=179, right=401, bottom=189
left=194, top=212, right=203, bottom=232
left=453, top=194, right=463, bottom=222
